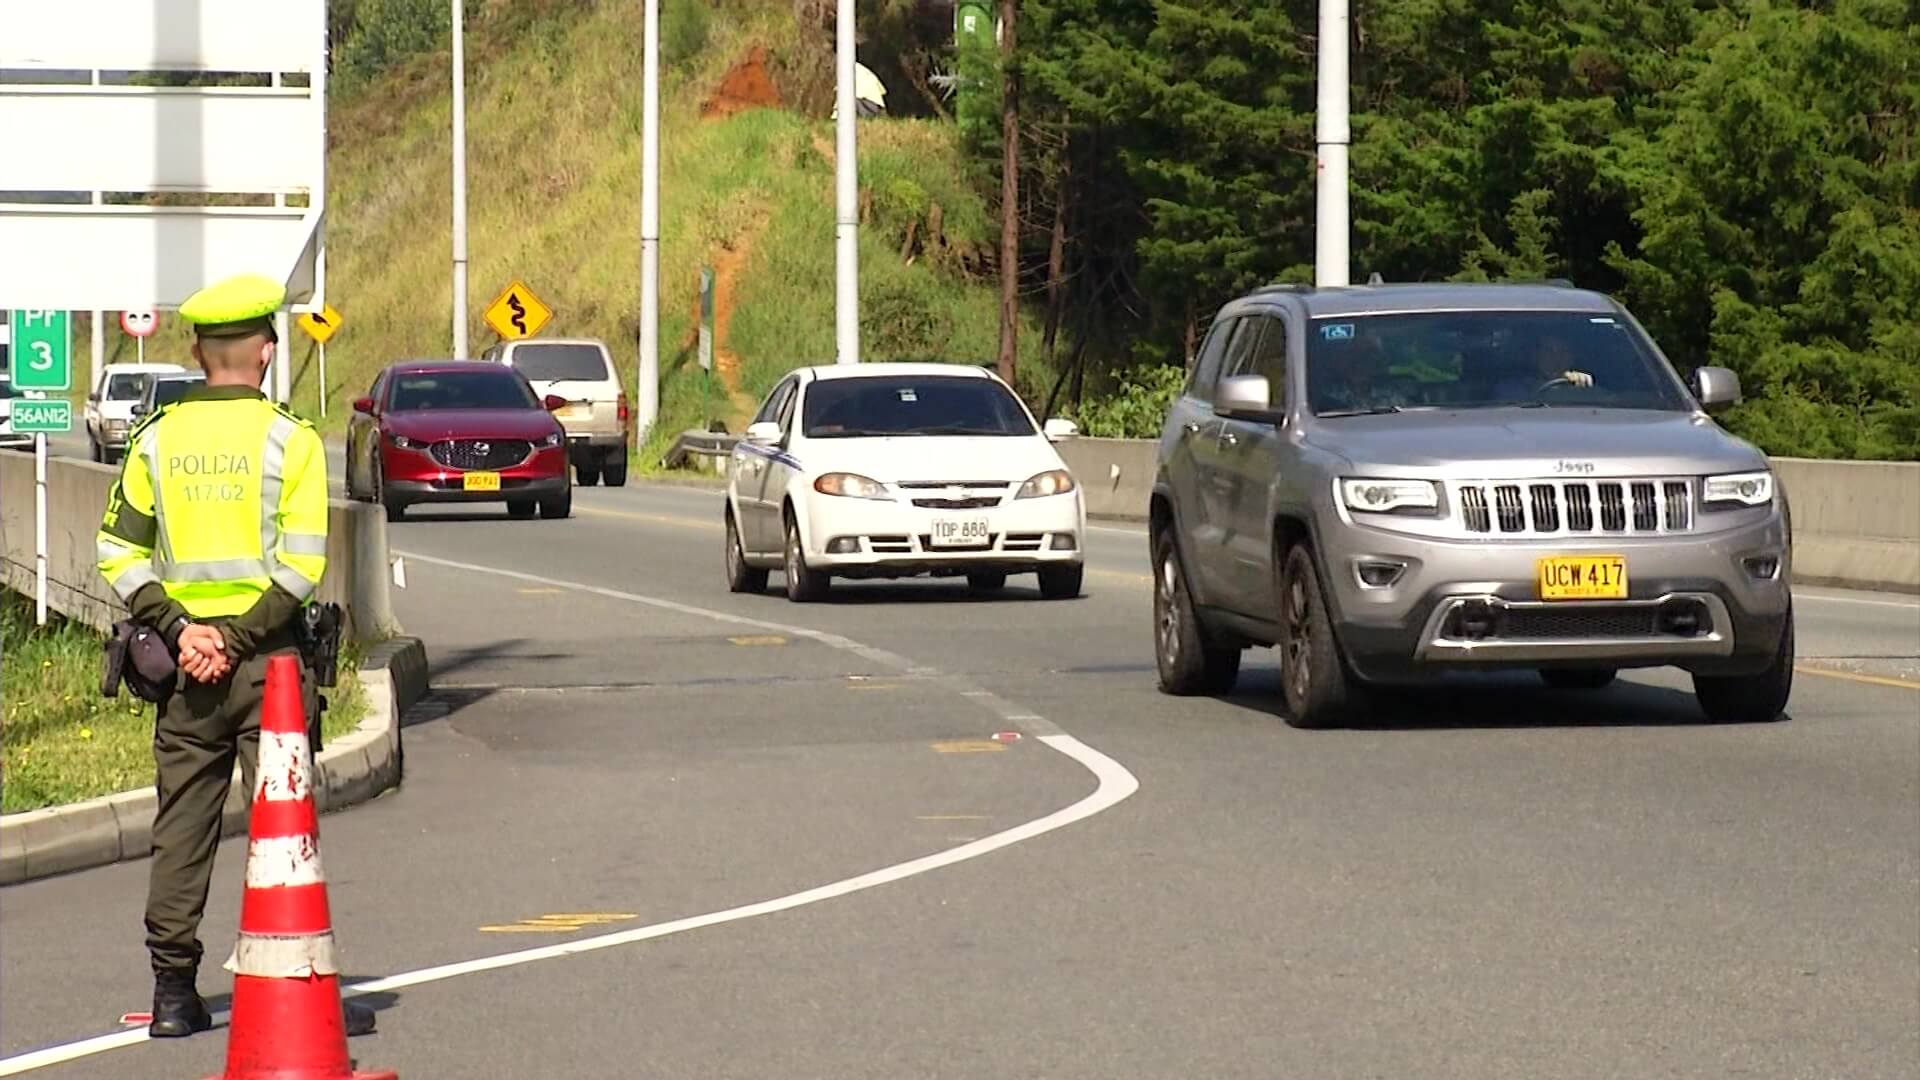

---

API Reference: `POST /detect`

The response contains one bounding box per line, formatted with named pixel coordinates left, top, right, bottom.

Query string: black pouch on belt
left=102, top=619, right=178, bottom=704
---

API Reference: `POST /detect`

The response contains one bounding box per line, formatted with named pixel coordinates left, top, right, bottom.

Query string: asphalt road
left=3, top=479, right=1917, bottom=1079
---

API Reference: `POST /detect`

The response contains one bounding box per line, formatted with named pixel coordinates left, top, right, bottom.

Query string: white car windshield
left=802, top=376, right=1036, bottom=438
left=106, top=373, right=151, bottom=400
left=512, top=344, right=608, bottom=383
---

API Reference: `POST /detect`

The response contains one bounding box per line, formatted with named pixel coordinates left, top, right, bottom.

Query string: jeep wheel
left=783, top=515, right=830, bottom=602
left=726, top=512, right=768, bottom=594
left=1277, top=543, right=1365, bottom=728
left=1693, top=608, right=1794, bottom=724
left=1153, top=528, right=1239, bottom=695
left=1539, top=668, right=1617, bottom=690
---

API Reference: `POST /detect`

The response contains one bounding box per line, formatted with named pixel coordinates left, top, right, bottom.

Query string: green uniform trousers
left=147, top=628, right=317, bottom=976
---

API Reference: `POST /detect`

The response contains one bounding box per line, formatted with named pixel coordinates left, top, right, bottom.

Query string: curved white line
left=0, top=558, right=1140, bottom=1075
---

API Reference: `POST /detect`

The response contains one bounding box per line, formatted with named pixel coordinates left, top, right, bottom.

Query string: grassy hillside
left=300, top=0, right=1033, bottom=462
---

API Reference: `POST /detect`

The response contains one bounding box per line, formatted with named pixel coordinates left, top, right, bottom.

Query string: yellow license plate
left=1537, top=555, right=1627, bottom=601
left=463, top=471, right=502, bottom=492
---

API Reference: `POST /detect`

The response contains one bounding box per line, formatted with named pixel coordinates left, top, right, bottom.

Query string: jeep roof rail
left=1252, top=282, right=1316, bottom=295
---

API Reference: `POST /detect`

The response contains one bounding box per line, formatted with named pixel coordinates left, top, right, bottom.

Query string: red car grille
left=429, top=439, right=533, bottom=470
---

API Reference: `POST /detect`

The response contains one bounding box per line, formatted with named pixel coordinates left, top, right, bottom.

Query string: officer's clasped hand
left=178, top=624, right=232, bottom=684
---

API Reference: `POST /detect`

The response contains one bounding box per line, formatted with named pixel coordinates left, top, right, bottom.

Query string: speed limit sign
left=120, top=310, right=157, bottom=338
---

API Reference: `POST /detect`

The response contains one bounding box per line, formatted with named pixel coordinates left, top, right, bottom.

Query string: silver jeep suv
left=1150, top=282, right=1794, bottom=728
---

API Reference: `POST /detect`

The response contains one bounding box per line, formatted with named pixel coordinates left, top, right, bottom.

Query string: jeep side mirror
left=1692, top=366, right=1741, bottom=412
left=1214, top=374, right=1280, bottom=422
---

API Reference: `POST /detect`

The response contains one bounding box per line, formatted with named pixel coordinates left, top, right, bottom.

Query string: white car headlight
left=813, top=472, right=892, bottom=500
left=1016, top=469, right=1076, bottom=499
left=389, top=433, right=425, bottom=450
left=1702, top=470, right=1773, bottom=508
left=1341, top=478, right=1440, bottom=515
left=536, top=432, right=562, bottom=448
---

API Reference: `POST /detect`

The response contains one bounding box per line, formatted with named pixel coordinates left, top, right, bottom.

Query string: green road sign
left=9, top=310, right=72, bottom=392
left=10, top=397, right=71, bottom=434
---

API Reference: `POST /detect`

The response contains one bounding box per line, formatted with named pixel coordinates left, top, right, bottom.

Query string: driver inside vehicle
left=1490, top=333, right=1594, bottom=400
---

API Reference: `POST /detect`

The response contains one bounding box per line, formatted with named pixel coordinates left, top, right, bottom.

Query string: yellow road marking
left=1795, top=665, right=1920, bottom=692
left=933, top=740, right=1006, bottom=754
left=917, top=814, right=991, bottom=821
left=729, top=635, right=787, bottom=646
left=479, top=912, right=639, bottom=933
left=576, top=505, right=720, bottom=531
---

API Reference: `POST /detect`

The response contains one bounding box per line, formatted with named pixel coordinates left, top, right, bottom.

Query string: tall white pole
left=834, top=0, right=859, bottom=364
left=34, top=433, right=47, bottom=626
left=89, top=310, right=103, bottom=397
left=1314, top=0, right=1350, bottom=288
left=638, top=0, right=661, bottom=439
left=450, top=0, right=470, bottom=359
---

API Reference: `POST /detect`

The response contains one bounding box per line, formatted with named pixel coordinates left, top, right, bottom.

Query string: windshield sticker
left=1321, top=324, right=1355, bottom=341
left=1590, top=317, right=1617, bottom=324
left=897, top=389, right=918, bottom=402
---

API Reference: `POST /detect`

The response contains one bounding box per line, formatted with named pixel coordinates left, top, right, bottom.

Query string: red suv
left=345, top=361, right=573, bottom=521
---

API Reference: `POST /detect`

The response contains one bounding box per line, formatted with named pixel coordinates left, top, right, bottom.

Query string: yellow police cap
left=178, top=273, right=286, bottom=339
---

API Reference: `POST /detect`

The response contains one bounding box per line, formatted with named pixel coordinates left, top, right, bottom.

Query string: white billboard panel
left=0, top=1, right=321, bottom=73
left=0, top=205, right=321, bottom=310
left=0, top=88, right=318, bottom=194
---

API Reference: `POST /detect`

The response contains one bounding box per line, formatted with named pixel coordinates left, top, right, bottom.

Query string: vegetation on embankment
left=293, top=0, right=1040, bottom=463
left=1, top=591, right=362, bottom=814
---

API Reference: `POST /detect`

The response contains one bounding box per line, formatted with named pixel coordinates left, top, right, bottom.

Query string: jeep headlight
left=1702, top=470, right=1773, bottom=508
left=1340, top=478, right=1440, bottom=515
left=813, top=472, right=892, bottom=500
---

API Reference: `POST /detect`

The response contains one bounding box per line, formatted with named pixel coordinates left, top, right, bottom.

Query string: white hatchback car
left=725, top=363, right=1087, bottom=602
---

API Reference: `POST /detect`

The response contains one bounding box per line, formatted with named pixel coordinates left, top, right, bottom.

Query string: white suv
left=481, top=338, right=629, bottom=487
left=87, top=362, right=185, bottom=464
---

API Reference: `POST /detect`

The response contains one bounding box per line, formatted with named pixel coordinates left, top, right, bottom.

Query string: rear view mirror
left=544, top=394, right=568, bottom=412
left=1043, top=418, right=1080, bottom=441
left=1214, top=374, right=1281, bottom=422
left=1692, top=366, right=1741, bottom=412
left=745, top=421, right=782, bottom=445
left=352, top=397, right=375, bottom=414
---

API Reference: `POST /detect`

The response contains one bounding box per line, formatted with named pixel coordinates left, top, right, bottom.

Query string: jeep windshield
left=1306, top=311, right=1692, bottom=416
left=803, top=375, right=1036, bottom=438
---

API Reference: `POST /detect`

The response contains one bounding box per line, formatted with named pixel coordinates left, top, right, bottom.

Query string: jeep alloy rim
left=1157, top=552, right=1180, bottom=664
left=1284, top=577, right=1311, bottom=699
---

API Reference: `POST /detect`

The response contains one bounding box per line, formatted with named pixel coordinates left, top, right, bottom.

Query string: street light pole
left=639, top=0, right=661, bottom=436
left=1314, top=0, right=1350, bottom=288
left=834, top=0, right=859, bottom=364
left=451, top=0, right=470, bottom=357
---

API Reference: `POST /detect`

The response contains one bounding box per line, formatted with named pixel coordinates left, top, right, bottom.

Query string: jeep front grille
left=1455, top=479, right=1692, bottom=536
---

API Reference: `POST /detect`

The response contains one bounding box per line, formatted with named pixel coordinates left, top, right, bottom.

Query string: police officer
left=94, top=274, right=369, bottom=1039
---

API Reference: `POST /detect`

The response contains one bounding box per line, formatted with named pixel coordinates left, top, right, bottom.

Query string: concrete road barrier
left=1043, top=439, right=1918, bottom=594
left=0, top=450, right=400, bottom=641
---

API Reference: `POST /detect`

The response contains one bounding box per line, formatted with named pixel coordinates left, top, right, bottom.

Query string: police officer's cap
left=178, top=274, right=286, bottom=342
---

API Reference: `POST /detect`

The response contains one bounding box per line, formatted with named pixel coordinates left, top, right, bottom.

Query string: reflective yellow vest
left=97, top=388, right=328, bottom=617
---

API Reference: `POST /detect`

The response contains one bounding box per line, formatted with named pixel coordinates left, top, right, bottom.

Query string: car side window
left=1216, top=318, right=1261, bottom=387
left=753, top=380, right=792, bottom=426
left=775, top=380, right=801, bottom=435
left=367, top=372, right=388, bottom=411
left=1187, top=316, right=1240, bottom=403
left=1235, top=315, right=1290, bottom=408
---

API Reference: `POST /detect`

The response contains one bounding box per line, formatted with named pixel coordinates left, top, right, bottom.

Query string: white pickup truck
left=86, top=362, right=185, bottom=464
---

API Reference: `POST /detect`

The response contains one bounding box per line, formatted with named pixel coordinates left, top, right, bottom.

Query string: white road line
left=0, top=553, right=1140, bottom=1076
left=1793, top=590, right=1920, bottom=612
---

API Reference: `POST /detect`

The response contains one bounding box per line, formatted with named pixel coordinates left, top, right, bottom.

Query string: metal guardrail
left=661, top=429, right=739, bottom=471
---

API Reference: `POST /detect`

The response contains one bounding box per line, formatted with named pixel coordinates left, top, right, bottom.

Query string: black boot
left=149, top=970, right=212, bottom=1038
left=344, top=999, right=377, bottom=1037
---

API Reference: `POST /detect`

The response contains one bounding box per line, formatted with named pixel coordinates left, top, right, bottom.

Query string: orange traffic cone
left=206, top=654, right=396, bottom=1080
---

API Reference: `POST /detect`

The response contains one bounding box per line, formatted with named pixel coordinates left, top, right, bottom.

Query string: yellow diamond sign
left=484, top=280, right=553, bottom=341
left=296, top=303, right=344, bottom=345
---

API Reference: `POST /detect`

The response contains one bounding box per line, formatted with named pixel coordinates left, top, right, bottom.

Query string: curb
left=0, top=636, right=428, bottom=887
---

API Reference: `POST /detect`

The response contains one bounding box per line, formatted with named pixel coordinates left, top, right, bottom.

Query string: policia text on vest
left=89, top=273, right=371, bottom=1041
